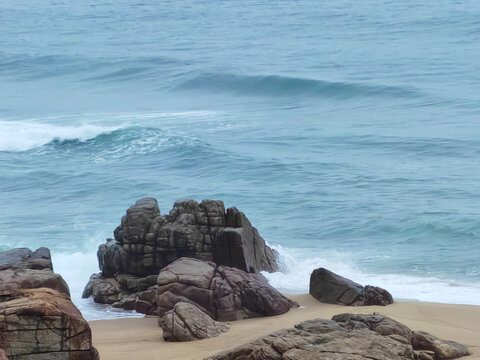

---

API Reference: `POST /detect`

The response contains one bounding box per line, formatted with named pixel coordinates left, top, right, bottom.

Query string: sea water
left=1, top=0, right=480, bottom=319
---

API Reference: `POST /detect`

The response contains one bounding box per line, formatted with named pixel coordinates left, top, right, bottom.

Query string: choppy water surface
left=1, top=1, right=480, bottom=318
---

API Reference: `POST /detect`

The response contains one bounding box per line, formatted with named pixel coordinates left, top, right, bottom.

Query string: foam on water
left=0, top=120, right=123, bottom=152
left=51, top=251, right=143, bottom=321
left=263, top=245, right=480, bottom=306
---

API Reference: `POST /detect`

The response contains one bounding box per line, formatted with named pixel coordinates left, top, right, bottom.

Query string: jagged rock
left=99, top=198, right=278, bottom=276
left=157, top=257, right=297, bottom=322
left=0, top=288, right=99, bottom=360
left=160, top=302, right=229, bottom=341
left=84, top=198, right=279, bottom=314
left=309, top=268, right=393, bottom=306
left=82, top=274, right=158, bottom=315
left=0, top=247, right=70, bottom=297
left=412, top=331, right=469, bottom=359
left=205, top=314, right=469, bottom=360
left=83, top=273, right=126, bottom=304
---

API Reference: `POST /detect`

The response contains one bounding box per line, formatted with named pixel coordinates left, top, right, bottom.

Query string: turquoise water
left=1, top=1, right=480, bottom=317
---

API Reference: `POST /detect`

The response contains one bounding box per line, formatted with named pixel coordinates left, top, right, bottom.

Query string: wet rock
left=309, top=268, right=393, bottom=306
left=0, top=288, right=99, bottom=360
left=205, top=313, right=469, bottom=360
left=160, top=302, right=229, bottom=341
left=157, top=257, right=297, bottom=322
left=0, top=247, right=70, bottom=297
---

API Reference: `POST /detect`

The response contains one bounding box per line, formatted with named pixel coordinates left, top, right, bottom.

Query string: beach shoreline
left=89, top=294, right=480, bottom=360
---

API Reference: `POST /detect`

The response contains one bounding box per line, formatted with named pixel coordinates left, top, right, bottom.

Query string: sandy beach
left=89, top=294, right=480, bottom=360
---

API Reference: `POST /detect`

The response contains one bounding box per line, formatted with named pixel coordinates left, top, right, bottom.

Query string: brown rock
left=160, top=302, right=229, bottom=341
left=0, top=248, right=70, bottom=296
left=332, top=313, right=413, bottom=341
left=0, top=349, right=8, bottom=360
left=0, top=288, right=98, bottom=360
left=157, top=257, right=297, bottom=322
left=412, top=331, right=469, bottom=359
left=205, top=314, right=469, bottom=360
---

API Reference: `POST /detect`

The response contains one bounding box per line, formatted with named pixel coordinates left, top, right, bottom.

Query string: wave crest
left=175, top=73, right=417, bottom=99
left=0, top=120, right=123, bottom=152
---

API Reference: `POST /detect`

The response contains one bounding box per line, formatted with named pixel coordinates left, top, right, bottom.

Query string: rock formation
left=0, top=248, right=98, bottom=360
left=0, top=288, right=99, bottom=360
left=157, top=257, right=297, bottom=322
left=309, top=267, right=393, bottom=306
left=160, top=302, right=229, bottom=341
left=0, top=247, right=70, bottom=296
left=205, top=313, right=469, bottom=360
left=84, top=198, right=279, bottom=314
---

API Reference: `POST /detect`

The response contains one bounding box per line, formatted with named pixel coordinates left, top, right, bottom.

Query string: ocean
left=1, top=0, right=480, bottom=320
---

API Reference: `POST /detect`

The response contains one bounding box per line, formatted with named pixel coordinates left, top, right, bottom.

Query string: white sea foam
left=263, top=245, right=480, bottom=306
left=0, top=120, right=123, bottom=152
left=0, top=111, right=218, bottom=152
left=51, top=251, right=143, bottom=321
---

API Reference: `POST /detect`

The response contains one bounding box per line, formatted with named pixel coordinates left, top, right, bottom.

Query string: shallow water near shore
left=1, top=0, right=480, bottom=318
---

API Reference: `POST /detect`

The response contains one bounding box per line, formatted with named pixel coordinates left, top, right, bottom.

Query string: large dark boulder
left=98, top=198, right=278, bottom=277
left=160, top=302, right=229, bottom=342
left=0, top=288, right=99, bottom=360
left=0, top=247, right=70, bottom=297
left=205, top=313, right=469, bottom=360
left=309, top=268, right=393, bottom=306
left=156, top=257, right=297, bottom=322
left=84, top=198, right=279, bottom=314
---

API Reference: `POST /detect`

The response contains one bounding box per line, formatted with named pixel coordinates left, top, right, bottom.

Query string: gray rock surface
left=0, top=287, right=99, bottom=360
left=309, top=267, right=393, bottom=306
left=84, top=198, right=279, bottom=314
left=160, top=302, right=229, bottom=341
left=0, top=247, right=70, bottom=297
left=157, top=257, right=297, bottom=322
left=412, top=331, right=469, bottom=360
left=205, top=313, right=469, bottom=360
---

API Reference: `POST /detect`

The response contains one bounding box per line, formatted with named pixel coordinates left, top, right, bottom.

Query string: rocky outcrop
left=0, top=247, right=70, bottom=296
left=84, top=198, right=279, bottom=314
left=412, top=331, right=470, bottom=360
left=160, top=302, right=229, bottom=342
left=0, top=287, right=99, bottom=360
left=82, top=273, right=158, bottom=315
left=157, top=257, right=297, bottom=322
left=309, top=267, right=393, bottom=306
left=205, top=313, right=469, bottom=360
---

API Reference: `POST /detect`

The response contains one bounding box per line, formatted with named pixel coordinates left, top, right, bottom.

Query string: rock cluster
left=157, top=257, right=298, bottom=322
left=206, top=313, right=469, bottom=360
left=0, top=247, right=70, bottom=296
left=0, top=247, right=98, bottom=360
left=309, top=267, right=393, bottom=306
left=84, top=198, right=279, bottom=314
left=160, top=302, right=229, bottom=342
